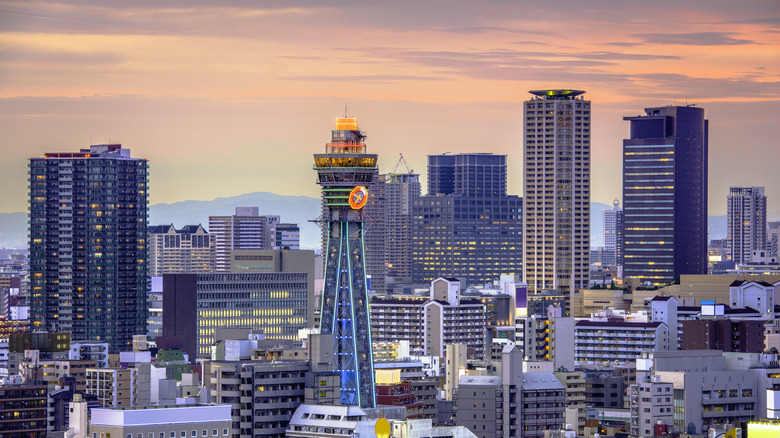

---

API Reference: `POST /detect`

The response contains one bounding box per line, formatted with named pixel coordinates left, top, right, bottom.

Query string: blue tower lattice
left=314, top=117, right=377, bottom=407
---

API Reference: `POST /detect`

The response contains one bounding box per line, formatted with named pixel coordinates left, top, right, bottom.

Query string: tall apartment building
left=29, top=144, right=149, bottom=352
left=603, top=199, right=623, bottom=268
left=523, top=90, right=591, bottom=296
left=148, top=224, right=215, bottom=275
left=728, top=186, right=767, bottom=265
left=209, top=207, right=279, bottom=271
left=412, top=154, right=522, bottom=286
left=383, top=171, right=421, bottom=286
left=623, top=105, right=708, bottom=285
left=162, top=272, right=308, bottom=359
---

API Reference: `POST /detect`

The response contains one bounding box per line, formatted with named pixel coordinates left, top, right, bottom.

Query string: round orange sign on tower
left=349, top=186, right=368, bottom=210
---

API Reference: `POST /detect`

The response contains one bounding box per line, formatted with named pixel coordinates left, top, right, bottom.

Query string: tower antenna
left=344, top=103, right=348, bottom=118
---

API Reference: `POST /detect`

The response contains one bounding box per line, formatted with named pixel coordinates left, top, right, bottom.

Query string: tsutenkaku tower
left=314, top=116, right=377, bottom=407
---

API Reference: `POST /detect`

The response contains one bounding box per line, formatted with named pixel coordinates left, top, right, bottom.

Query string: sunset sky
left=1, top=0, right=778, bottom=215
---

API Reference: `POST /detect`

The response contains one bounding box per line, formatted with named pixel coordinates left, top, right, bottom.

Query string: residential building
left=523, top=90, right=591, bottom=297
left=39, top=359, right=97, bottom=391
left=88, top=405, right=232, bottom=438
left=730, top=279, right=776, bottom=315
left=85, top=367, right=138, bottom=408
left=423, top=278, right=487, bottom=359
left=412, top=153, right=522, bottom=286
left=728, top=186, right=767, bottom=265
left=383, top=170, right=422, bottom=288
left=29, top=144, right=149, bottom=352
left=575, top=320, right=669, bottom=364
left=455, top=345, right=566, bottom=438
left=603, top=199, right=623, bottom=269
left=370, top=295, right=426, bottom=351
left=622, top=106, right=708, bottom=285
left=0, top=383, right=47, bottom=437
left=209, top=207, right=279, bottom=272
left=629, top=375, right=674, bottom=438
left=162, top=272, right=308, bottom=359
left=517, top=313, right=575, bottom=371
left=680, top=319, right=766, bottom=352
left=47, top=380, right=99, bottom=433
left=206, top=359, right=309, bottom=438
left=148, top=224, right=215, bottom=275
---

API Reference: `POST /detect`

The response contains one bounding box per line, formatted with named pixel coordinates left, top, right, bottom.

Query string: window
left=191, top=432, right=196, bottom=437
left=127, top=435, right=132, bottom=438
left=171, top=433, right=175, bottom=438
left=160, top=433, right=165, bottom=438
left=223, top=430, right=228, bottom=436
left=181, top=432, right=186, bottom=438
left=212, top=431, right=217, bottom=437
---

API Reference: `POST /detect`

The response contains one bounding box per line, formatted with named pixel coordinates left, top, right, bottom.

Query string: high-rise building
left=314, top=116, right=377, bottom=407
left=208, top=208, right=279, bottom=271
left=728, top=186, right=767, bottom=265
left=412, top=154, right=522, bottom=286
left=522, top=90, right=591, bottom=296
left=603, top=199, right=623, bottom=268
left=148, top=224, right=215, bottom=275
left=29, top=144, right=149, bottom=352
left=622, top=105, right=708, bottom=285
left=382, top=171, right=421, bottom=286
left=275, top=223, right=301, bottom=250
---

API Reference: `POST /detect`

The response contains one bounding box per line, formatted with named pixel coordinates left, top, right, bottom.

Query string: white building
left=730, top=279, right=777, bottom=315
left=575, top=320, right=668, bottom=364
left=87, top=404, right=232, bottom=438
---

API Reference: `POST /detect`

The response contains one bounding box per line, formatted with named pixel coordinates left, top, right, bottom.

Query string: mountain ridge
left=1, top=192, right=776, bottom=250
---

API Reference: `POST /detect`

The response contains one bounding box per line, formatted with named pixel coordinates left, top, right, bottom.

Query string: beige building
left=570, top=289, right=631, bottom=318
left=85, top=367, right=138, bottom=408
left=149, top=224, right=215, bottom=275
left=522, top=89, right=591, bottom=297
left=40, top=359, right=97, bottom=391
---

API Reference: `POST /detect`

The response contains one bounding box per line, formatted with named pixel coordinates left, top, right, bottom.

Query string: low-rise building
left=575, top=320, right=668, bottom=364
left=88, top=404, right=233, bottom=438
left=85, top=367, right=138, bottom=408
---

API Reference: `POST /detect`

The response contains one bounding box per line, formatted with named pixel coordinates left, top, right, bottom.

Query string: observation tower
left=313, top=116, right=377, bottom=407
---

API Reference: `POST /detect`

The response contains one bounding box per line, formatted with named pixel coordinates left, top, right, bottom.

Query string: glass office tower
left=623, top=106, right=708, bottom=285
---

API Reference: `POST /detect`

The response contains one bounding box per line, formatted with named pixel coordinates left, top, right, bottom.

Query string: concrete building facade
left=728, top=186, right=767, bottom=265
left=522, top=90, right=591, bottom=297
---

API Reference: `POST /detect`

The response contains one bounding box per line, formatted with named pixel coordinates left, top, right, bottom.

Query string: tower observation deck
left=313, top=117, right=377, bottom=407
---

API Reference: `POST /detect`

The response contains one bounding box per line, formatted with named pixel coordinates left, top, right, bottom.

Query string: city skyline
left=1, top=1, right=778, bottom=216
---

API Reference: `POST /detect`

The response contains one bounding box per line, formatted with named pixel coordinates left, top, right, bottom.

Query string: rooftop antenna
left=344, top=103, right=349, bottom=118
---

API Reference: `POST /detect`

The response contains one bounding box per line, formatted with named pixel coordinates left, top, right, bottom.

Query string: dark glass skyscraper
left=29, top=144, right=149, bottom=352
left=412, top=153, right=522, bottom=286
left=623, top=106, right=708, bottom=285
left=314, top=117, right=376, bottom=407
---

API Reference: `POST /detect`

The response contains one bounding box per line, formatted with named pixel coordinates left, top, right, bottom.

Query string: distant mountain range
left=1, top=192, right=777, bottom=249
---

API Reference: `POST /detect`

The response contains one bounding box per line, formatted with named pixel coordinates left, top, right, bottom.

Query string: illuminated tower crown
left=313, top=117, right=377, bottom=407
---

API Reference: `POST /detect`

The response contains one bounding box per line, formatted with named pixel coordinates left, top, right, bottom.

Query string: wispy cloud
left=281, top=74, right=451, bottom=83
left=633, top=32, right=759, bottom=45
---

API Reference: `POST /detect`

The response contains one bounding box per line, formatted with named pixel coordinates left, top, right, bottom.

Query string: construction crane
left=389, top=153, right=414, bottom=174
